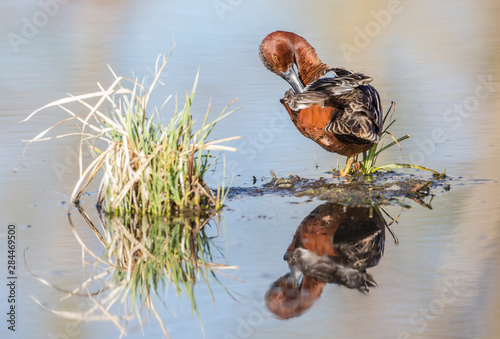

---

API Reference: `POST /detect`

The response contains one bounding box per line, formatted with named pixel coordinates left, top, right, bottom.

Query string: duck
left=259, top=30, right=383, bottom=175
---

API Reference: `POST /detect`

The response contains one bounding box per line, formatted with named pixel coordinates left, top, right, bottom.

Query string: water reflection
left=266, top=203, right=386, bottom=319
left=49, top=206, right=235, bottom=337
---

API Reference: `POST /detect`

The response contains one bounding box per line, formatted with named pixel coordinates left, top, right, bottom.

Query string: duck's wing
left=281, top=89, right=329, bottom=110
left=282, top=69, right=374, bottom=110
left=323, top=85, right=383, bottom=143
left=304, top=72, right=373, bottom=96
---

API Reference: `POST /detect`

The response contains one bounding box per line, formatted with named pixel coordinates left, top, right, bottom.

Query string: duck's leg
left=340, top=156, right=354, bottom=177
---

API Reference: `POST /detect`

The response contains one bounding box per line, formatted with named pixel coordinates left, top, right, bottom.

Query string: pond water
left=1, top=0, right=500, bottom=338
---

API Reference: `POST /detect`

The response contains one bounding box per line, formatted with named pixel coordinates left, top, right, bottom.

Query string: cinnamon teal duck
left=259, top=31, right=383, bottom=175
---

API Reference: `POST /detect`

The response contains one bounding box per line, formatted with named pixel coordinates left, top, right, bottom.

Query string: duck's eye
left=272, top=54, right=278, bottom=61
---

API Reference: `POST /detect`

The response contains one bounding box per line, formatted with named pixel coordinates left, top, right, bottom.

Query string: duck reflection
left=265, top=203, right=385, bottom=319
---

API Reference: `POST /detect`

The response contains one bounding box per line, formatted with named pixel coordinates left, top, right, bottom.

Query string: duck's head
left=259, top=31, right=304, bottom=93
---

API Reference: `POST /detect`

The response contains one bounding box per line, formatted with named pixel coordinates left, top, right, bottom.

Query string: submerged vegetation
left=23, top=52, right=239, bottom=216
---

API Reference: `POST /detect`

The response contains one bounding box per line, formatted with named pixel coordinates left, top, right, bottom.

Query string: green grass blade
left=372, top=163, right=440, bottom=175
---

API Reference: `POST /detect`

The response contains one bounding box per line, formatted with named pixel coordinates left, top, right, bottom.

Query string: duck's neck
left=292, top=37, right=330, bottom=86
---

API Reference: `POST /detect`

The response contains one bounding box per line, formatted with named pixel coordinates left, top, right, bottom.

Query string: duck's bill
left=290, top=265, right=304, bottom=287
left=281, top=64, right=304, bottom=94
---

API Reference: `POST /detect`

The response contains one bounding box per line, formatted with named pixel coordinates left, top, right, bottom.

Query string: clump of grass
left=23, top=52, right=239, bottom=216
left=356, top=102, right=442, bottom=177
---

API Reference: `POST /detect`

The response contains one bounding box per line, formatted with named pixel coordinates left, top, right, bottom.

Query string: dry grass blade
left=384, top=131, right=406, bottom=164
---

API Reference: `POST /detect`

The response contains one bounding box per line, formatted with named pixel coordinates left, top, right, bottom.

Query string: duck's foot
left=339, top=156, right=355, bottom=177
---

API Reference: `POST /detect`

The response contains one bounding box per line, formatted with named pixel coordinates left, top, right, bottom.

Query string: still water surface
left=1, top=1, right=500, bottom=338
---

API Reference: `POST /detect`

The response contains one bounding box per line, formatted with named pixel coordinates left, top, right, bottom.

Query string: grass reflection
left=67, top=205, right=237, bottom=337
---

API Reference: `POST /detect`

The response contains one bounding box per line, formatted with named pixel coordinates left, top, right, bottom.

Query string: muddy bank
left=227, top=171, right=453, bottom=207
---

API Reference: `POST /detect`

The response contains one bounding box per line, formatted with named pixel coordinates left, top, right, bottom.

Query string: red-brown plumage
left=259, top=31, right=383, bottom=164
left=281, top=101, right=375, bottom=157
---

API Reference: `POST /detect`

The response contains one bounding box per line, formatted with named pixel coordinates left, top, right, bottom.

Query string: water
left=1, top=0, right=500, bottom=338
